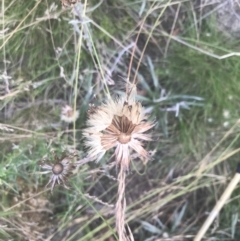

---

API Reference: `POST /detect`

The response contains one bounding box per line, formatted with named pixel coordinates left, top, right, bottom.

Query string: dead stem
left=116, top=163, right=128, bottom=241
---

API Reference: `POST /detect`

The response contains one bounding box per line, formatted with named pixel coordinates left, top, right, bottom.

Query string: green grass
left=2, top=0, right=240, bottom=240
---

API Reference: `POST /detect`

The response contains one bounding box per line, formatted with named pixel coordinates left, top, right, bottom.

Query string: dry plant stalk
left=84, top=83, right=155, bottom=240
left=116, top=164, right=127, bottom=241
left=194, top=163, right=240, bottom=241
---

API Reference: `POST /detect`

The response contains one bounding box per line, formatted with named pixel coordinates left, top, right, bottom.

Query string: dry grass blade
left=194, top=164, right=240, bottom=241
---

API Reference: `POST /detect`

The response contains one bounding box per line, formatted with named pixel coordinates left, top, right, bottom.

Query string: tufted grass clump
left=2, top=1, right=240, bottom=240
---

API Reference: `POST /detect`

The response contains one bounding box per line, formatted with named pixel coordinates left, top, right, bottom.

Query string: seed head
left=52, top=163, right=64, bottom=175
left=40, top=156, right=75, bottom=193
left=84, top=84, right=155, bottom=170
left=61, top=105, right=79, bottom=123
left=61, top=0, right=79, bottom=8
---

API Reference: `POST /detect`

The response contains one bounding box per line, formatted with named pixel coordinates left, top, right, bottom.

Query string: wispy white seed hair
left=84, top=84, right=155, bottom=170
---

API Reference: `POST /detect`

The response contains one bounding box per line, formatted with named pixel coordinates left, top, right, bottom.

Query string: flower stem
left=116, top=163, right=127, bottom=241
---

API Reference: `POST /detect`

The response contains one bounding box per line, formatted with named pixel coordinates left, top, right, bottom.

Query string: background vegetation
left=1, top=0, right=240, bottom=240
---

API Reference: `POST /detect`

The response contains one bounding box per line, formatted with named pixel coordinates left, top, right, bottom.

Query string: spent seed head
left=61, top=105, right=79, bottom=123
left=52, top=163, right=64, bottom=175
left=84, top=84, right=155, bottom=170
left=40, top=156, right=76, bottom=193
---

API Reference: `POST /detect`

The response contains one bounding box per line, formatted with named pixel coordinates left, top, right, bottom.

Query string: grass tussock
left=1, top=0, right=240, bottom=240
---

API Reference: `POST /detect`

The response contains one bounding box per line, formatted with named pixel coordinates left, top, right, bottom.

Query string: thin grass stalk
left=73, top=0, right=87, bottom=149
left=0, top=0, right=41, bottom=50
left=126, top=0, right=156, bottom=90
left=132, top=0, right=171, bottom=85
left=73, top=4, right=111, bottom=97
left=194, top=163, right=240, bottom=241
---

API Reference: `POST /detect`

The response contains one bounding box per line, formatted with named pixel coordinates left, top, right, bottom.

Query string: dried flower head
left=84, top=84, right=155, bottom=170
left=61, top=105, right=79, bottom=123
left=39, top=154, right=76, bottom=193
left=61, top=0, right=79, bottom=8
